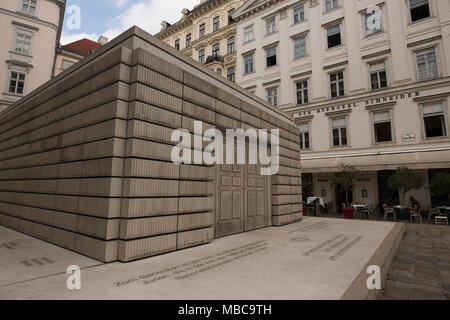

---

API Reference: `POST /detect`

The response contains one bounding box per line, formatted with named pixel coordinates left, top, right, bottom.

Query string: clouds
left=104, top=0, right=197, bottom=39
left=60, top=32, right=99, bottom=45
left=61, top=0, right=198, bottom=45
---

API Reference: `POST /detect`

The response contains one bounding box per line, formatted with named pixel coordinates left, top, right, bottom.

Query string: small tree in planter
left=388, top=166, right=426, bottom=206
left=330, top=163, right=359, bottom=218
left=430, top=172, right=450, bottom=203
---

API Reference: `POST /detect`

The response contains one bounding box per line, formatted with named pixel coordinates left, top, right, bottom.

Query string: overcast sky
left=61, top=0, right=198, bottom=44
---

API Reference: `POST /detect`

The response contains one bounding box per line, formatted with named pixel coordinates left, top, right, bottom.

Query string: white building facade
left=233, top=0, right=450, bottom=212
left=0, top=0, right=65, bottom=112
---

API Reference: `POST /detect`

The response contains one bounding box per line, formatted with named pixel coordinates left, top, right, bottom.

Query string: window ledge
left=292, top=19, right=308, bottom=27
left=264, top=32, right=278, bottom=38
left=265, top=65, right=279, bottom=70
left=9, top=50, right=33, bottom=58
left=330, top=146, right=351, bottom=150
left=16, top=10, right=37, bottom=18
left=326, top=44, right=344, bottom=52
left=372, top=141, right=397, bottom=147
left=2, top=92, right=24, bottom=98
left=243, top=39, right=255, bottom=45
left=364, top=31, right=385, bottom=39
left=323, top=6, right=342, bottom=15
left=293, top=55, right=309, bottom=62
left=423, top=136, right=450, bottom=142
left=408, top=16, right=435, bottom=26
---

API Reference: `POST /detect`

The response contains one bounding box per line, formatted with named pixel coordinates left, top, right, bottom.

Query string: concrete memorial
left=0, top=27, right=302, bottom=263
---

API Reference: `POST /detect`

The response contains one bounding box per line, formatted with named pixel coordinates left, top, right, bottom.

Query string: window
left=298, top=123, right=310, bottom=150
left=266, top=16, right=276, bottom=35
left=198, top=49, right=205, bottom=64
left=293, top=5, right=305, bottom=24
left=416, top=48, right=439, bottom=81
left=199, top=23, right=206, bottom=38
left=325, top=0, right=339, bottom=12
left=364, top=8, right=382, bottom=35
left=15, top=32, right=32, bottom=55
left=422, top=102, right=447, bottom=138
left=329, top=71, right=345, bottom=98
left=244, top=25, right=254, bottom=43
left=62, top=59, right=75, bottom=70
left=227, top=37, right=235, bottom=54
left=327, top=24, right=342, bottom=48
left=362, top=189, right=368, bottom=198
left=8, top=71, right=26, bottom=94
left=21, top=0, right=37, bottom=15
left=186, top=33, right=191, bottom=48
left=213, top=16, right=220, bottom=32
left=174, top=39, right=180, bottom=50
left=372, top=110, right=393, bottom=143
left=212, top=43, right=220, bottom=57
left=409, top=0, right=431, bottom=22
left=217, top=69, right=222, bottom=76
left=296, top=80, right=309, bottom=105
left=369, top=61, right=388, bottom=90
left=266, top=87, right=278, bottom=107
left=266, top=47, right=277, bottom=68
left=227, top=67, right=235, bottom=82
left=294, top=36, right=307, bottom=59
left=332, top=117, right=348, bottom=147
left=244, top=54, right=254, bottom=74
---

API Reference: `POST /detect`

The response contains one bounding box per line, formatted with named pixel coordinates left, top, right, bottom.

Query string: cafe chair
left=428, top=207, right=441, bottom=224
left=409, top=205, right=422, bottom=224
left=383, top=203, right=397, bottom=221
left=435, top=214, right=448, bottom=226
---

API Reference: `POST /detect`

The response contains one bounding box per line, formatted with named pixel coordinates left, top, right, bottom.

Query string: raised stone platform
left=0, top=217, right=404, bottom=300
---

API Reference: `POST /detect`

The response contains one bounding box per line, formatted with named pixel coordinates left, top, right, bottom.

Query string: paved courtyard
left=381, top=223, right=450, bottom=300
left=0, top=217, right=401, bottom=300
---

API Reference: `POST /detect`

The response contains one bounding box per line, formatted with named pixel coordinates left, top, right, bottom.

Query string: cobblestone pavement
left=381, top=223, right=450, bottom=300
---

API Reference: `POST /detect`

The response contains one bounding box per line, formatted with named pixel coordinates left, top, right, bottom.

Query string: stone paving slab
left=0, top=226, right=101, bottom=288
left=0, top=218, right=399, bottom=300
left=381, top=224, right=450, bottom=300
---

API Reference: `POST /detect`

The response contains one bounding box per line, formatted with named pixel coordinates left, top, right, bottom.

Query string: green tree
left=388, top=166, right=426, bottom=205
left=330, top=163, right=359, bottom=208
left=430, top=172, right=450, bottom=201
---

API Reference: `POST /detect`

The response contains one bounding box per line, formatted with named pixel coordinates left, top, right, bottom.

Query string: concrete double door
left=215, top=162, right=272, bottom=238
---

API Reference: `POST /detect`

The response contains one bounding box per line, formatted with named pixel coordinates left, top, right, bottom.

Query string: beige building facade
left=233, top=0, right=450, bottom=212
left=54, top=36, right=107, bottom=76
left=0, top=0, right=65, bottom=112
left=156, top=0, right=245, bottom=82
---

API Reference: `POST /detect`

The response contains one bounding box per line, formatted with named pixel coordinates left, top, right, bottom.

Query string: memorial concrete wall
left=0, top=27, right=302, bottom=262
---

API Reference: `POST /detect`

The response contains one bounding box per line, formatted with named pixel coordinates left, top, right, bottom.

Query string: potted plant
left=388, top=166, right=426, bottom=206
left=330, top=163, right=359, bottom=219
left=302, top=173, right=313, bottom=215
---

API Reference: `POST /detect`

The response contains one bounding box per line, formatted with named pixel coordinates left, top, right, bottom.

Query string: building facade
left=0, top=0, right=65, bottom=112
left=233, top=0, right=450, bottom=212
left=54, top=36, right=106, bottom=76
left=155, top=0, right=245, bottom=82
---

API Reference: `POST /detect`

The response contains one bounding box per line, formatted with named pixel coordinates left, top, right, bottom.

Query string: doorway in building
left=377, top=170, right=399, bottom=205
left=428, top=169, right=450, bottom=206
left=214, top=141, right=272, bottom=238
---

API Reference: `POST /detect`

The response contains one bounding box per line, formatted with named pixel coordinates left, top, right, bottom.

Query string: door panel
left=215, top=164, right=244, bottom=238
left=215, top=144, right=270, bottom=238
left=244, top=164, right=266, bottom=232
